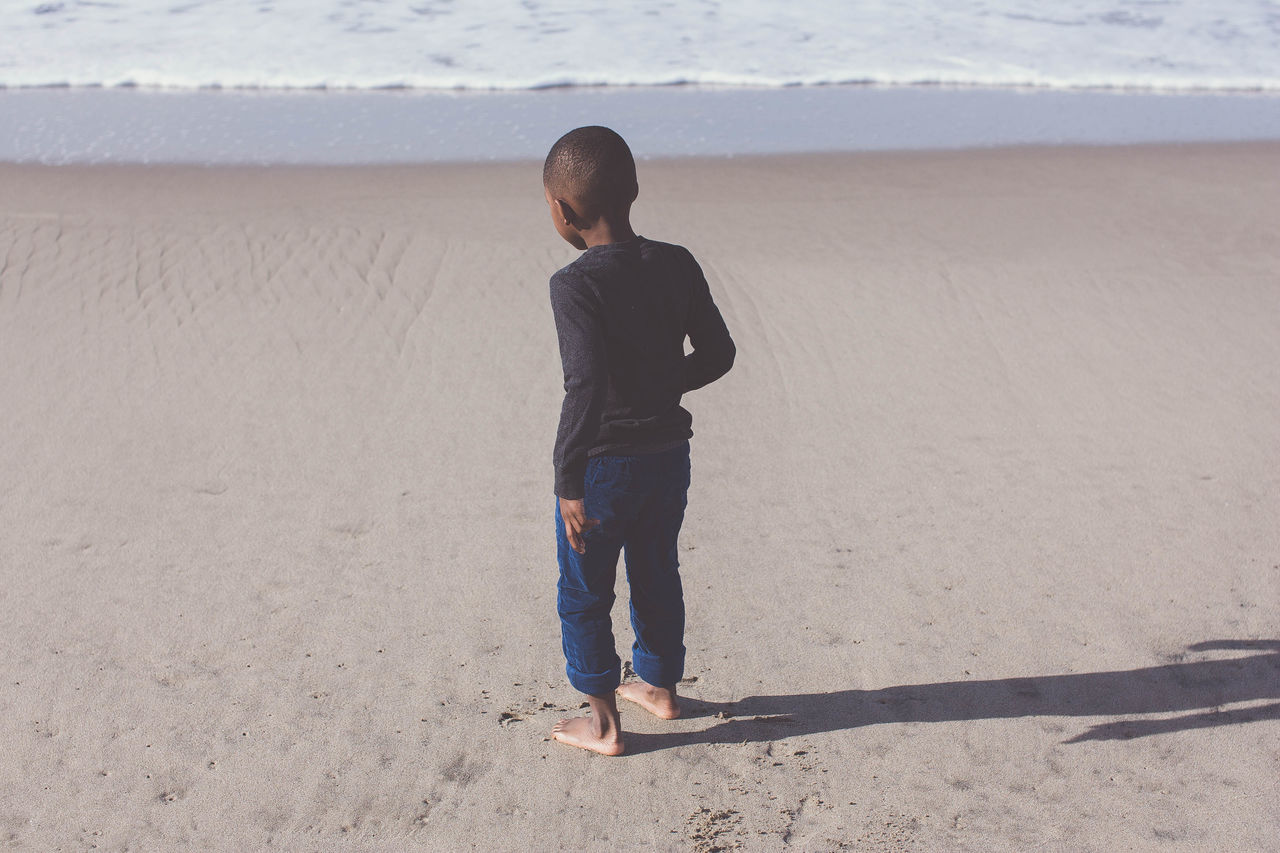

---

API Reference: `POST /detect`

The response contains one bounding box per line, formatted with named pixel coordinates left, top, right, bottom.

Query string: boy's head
left=543, top=126, right=638, bottom=247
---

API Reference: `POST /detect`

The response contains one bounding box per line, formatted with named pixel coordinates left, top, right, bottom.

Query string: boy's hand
left=559, top=497, right=600, bottom=554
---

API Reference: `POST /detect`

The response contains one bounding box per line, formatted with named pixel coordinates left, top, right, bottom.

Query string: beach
left=2, top=143, right=1278, bottom=850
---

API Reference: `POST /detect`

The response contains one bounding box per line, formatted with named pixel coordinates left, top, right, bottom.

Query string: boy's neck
left=580, top=211, right=637, bottom=249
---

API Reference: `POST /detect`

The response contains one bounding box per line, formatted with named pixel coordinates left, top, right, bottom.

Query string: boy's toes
left=549, top=716, right=625, bottom=756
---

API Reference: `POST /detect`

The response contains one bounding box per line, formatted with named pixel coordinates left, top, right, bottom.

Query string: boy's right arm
left=681, top=254, right=736, bottom=393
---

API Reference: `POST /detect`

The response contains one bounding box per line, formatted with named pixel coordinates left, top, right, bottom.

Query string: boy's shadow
left=625, top=640, right=1280, bottom=754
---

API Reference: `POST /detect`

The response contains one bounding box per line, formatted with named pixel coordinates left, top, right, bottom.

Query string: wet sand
left=1, top=144, right=1278, bottom=850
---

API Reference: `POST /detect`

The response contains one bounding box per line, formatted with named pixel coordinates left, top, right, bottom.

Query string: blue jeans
left=556, top=441, right=691, bottom=696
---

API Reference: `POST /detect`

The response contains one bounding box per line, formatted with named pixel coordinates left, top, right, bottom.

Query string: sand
left=1, top=144, right=1277, bottom=851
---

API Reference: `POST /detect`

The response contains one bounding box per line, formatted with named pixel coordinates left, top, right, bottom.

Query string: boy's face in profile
left=544, top=186, right=588, bottom=251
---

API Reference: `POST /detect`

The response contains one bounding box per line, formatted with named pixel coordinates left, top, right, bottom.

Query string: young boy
left=543, top=126, right=735, bottom=756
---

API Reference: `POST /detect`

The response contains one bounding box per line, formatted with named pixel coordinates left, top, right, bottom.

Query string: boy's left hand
left=559, top=497, right=600, bottom=554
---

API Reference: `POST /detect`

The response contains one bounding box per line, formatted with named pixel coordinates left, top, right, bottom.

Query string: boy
left=543, top=126, right=735, bottom=756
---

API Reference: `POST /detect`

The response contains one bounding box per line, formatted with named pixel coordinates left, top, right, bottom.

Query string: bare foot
left=617, top=681, right=681, bottom=720
left=551, top=716, right=624, bottom=756
left=551, top=692, right=624, bottom=756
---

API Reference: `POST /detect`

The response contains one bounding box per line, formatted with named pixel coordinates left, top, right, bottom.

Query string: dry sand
left=1, top=144, right=1277, bottom=851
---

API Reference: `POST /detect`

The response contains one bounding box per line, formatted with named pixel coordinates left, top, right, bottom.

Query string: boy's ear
left=553, top=197, right=578, bottom=226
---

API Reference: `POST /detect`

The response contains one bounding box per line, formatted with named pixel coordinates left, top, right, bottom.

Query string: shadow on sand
left=625, top=640, right=1280, bottom=754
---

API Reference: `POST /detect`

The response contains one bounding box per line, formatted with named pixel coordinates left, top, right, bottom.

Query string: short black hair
left=543, top=126, right=638, bottom=220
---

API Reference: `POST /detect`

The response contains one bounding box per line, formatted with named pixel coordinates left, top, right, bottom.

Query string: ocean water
left=3, top=0, right=1279, bottom=92
left=5, top=85, right=1280, bottom=165
left=3, top=2, right=1279, bottom=163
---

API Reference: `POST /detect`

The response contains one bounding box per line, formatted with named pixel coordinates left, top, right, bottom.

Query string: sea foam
left=3, top=0, right=1279, bottom=92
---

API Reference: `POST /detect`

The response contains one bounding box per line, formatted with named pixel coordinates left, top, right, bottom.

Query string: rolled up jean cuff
left=632, top=646, right=684, bottom=688
left=564, top=660, right=622, bottom=696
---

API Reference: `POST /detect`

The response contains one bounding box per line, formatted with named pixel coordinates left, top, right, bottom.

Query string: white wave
left=2, top=1, right=1279, bottom=92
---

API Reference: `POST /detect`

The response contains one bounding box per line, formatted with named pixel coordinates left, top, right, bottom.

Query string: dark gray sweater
left=550, top=235, right=735, bottom=499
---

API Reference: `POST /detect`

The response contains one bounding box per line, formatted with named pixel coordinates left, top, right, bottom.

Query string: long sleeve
left=550, top=271, right=608, bottom=500
left=681, top=255, right=736, bottom=393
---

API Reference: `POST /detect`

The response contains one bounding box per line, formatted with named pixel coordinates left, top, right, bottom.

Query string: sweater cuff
left=554, top=465, right=586, bottom=501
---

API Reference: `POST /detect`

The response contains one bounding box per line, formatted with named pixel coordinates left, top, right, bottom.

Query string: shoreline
left=3, top=83, right=1280, bottom=166
left=8, top=78, right=1280, bottom=93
